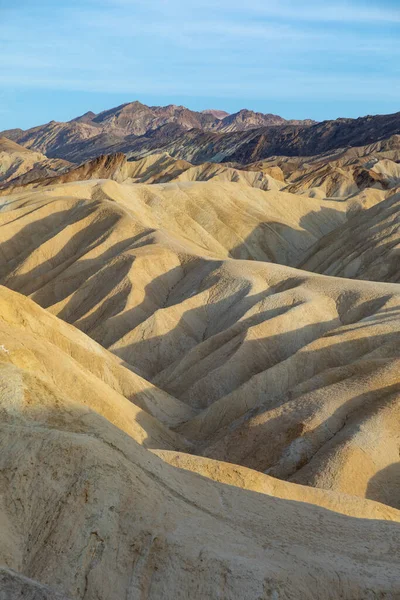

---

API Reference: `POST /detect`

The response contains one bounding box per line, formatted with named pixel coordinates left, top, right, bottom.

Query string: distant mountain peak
left=202, top=109, right=230, bottom=120
left=71, top=111, right=97, bottom=124
left=2, top=101, right=398, bottom=166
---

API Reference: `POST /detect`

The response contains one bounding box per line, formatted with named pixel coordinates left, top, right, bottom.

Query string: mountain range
left=17, top=98, right=400, bottom=162
left=0, top=101, right=315, bottom=161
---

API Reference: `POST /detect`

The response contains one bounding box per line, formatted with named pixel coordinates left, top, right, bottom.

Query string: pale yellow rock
left=153, top=450, right=400, bottom=521
left=0, top=176, right=399, bottom=599
left=0, top=137, right=70, bottom=187
left=300, top=190, right=400, bottom=282
left=0, top=287, right=399, bottom=599
left=0, top=180, right=399, bottom=512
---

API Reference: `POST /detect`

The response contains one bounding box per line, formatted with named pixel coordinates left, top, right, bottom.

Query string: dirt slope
left=0, top=285, right=399, bottom=599
left=300, top=190, right=400, bottom=281
left=0, top=179, right=399, bottom=513
left=0, top=136, right=70, bottom=188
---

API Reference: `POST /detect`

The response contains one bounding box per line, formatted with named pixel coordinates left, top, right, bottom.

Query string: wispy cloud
left=223, top=0, right=400, bottom=23
left=0, top=68, right=398, bottom=102
left=0, top=0, right=399, bottom=128
left=104, top=0, right=400, bottom=23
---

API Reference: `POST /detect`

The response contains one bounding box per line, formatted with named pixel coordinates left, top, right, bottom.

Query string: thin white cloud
left=229, top=0, right=400, bottom=23
left=103, top=0, right=400, bottom=24
left=0, top=0, right=398, bottom=119
left=0, top=69, right=398, bottom=102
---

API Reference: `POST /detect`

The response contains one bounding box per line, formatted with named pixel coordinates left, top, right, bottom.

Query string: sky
left=0, top=0, right=399, bottom=130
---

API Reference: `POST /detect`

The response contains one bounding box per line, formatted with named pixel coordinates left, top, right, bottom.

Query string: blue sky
left=0, top=0, right=399, bottom=130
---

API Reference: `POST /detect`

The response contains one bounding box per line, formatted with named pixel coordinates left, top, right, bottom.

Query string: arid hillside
left=0, top=107, right=399, bottom=599
left=0, top=179, right=399, bottom=510
left=299, top=190, right=400, bottom=282
left=2, top=133, right=399, bottom=206
left=0, top=101, right=314, bottom=162
left=0, top=284, right=399, bottom=599
left=0, top=137, right=70, bottom=188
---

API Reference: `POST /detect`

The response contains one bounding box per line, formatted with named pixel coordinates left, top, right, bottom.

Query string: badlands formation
left=0, top=137, right=70, bottom=189
left=0, top=105, right=399, bottom=599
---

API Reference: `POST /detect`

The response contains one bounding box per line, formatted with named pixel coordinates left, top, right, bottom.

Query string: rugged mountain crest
left=0, top=100, right=316, bottom=161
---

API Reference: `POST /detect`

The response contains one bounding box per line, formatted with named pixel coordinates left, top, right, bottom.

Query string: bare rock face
left=299, top=189, right=400, bottom=282
left=0, top=179, right=399, bottom=510
left=216, top=108, right=288, bottom=131
left=214, top=108, right=316, bottom=132
left=3, top=131, right=400, bottom=201
left=35, top=152, right=129, bottom=186
left=1, top=101, right=315, bottom=162
left=0, top=569, right=71, bottom=600
left=0, top=151, right=286, bottom=193
left=201, top=109, right=230, bottom=119
left=0, top=136, right=70, bottom=188
left=154, top=114, right=400, bottom=166
left=3, top=102, right=399, bottom=166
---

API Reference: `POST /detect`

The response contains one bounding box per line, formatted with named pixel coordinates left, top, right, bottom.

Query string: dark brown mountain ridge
left=0, top=100, right=315, bottom=162
left=1, top=101, right=399, bottom=167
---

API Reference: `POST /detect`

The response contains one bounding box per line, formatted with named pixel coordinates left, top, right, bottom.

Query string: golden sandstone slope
left=0, top=137, right=70, bottom=189
left=299, top=190, right=400, bottom=282
left=0, top=174, right=399, bottom=598
left=0, top=267, right=400, bottom=599
left=0, top=151, right=286, bottom=195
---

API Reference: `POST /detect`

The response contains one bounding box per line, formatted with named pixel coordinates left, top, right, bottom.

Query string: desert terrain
left=0, top=103, right=399, bottom=599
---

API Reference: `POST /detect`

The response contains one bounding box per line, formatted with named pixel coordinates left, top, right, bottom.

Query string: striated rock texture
left=0, top=284, right=399, bottom=599
left=0, top=101, right=314, bottom=162
left=0, top=137, right=70, bottom=188
left=212, top=108, right=316, bottom=132
left=299, top=190, right=400, bottom=282
left=1, top=111, right=400, bottom=599
left=130, top=113, right=400, bottom=166
left=4, top=132, right=399, bottom=201
left=201, top=109, right=230, bottom=120
left=0, top=179, right=399, bottom=511
left=3, top=101, right=399, bottom=165
left=0, top=151, right=287, bottom=195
